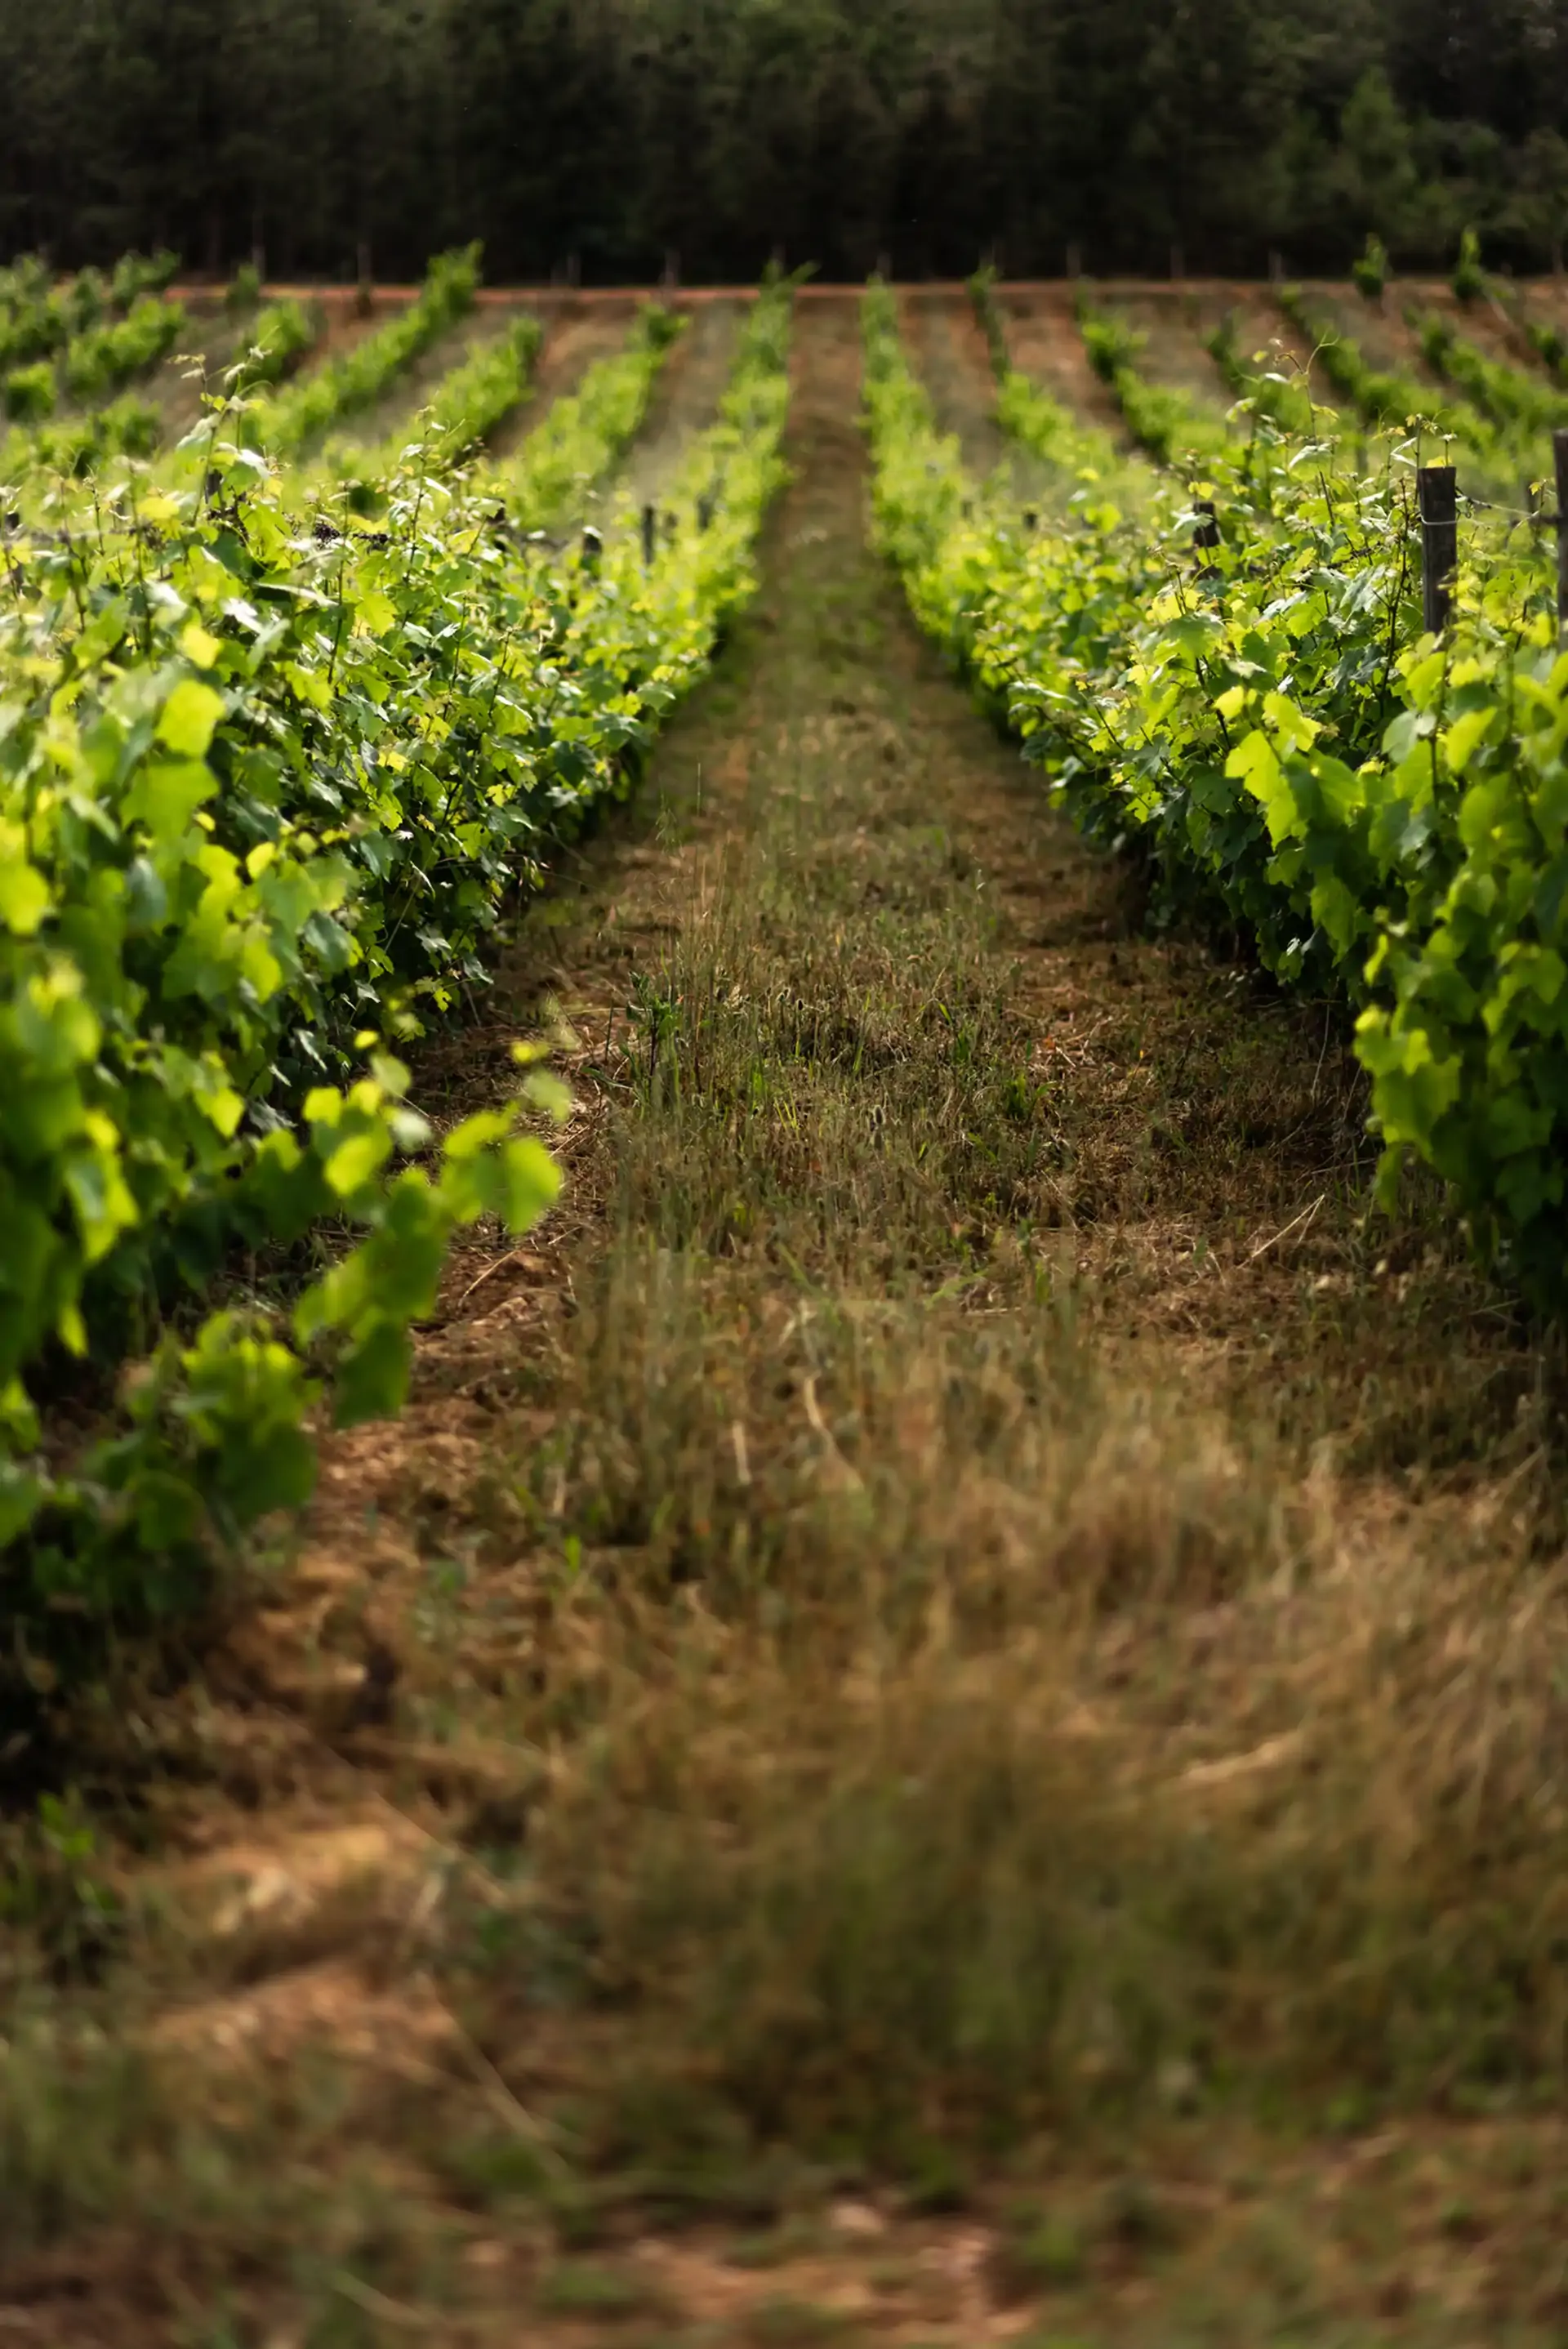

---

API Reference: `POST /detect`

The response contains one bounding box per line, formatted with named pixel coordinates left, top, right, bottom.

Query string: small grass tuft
left=537, top=2258, right=665, bottom=2318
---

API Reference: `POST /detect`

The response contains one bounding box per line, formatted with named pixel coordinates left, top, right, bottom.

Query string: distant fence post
left=642, top=504, right=657, bottom=568
left=1555, top=430, right=1568, bottom=649
left=1417, top=464, right=1458, bottom=635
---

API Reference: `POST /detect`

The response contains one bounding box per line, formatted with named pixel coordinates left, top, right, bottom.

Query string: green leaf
left=355, top=586, right=397, bottom=637
left=496, top=1135, right=563, bottom=1232
left=124, top=757, right=218, bottom=836
left=180, top=620, right=224, bottom=669
left=522, top=1069, right=572, bottom=1125
left=0, top=849, right=51, bottom=937
left=155, top=679, right=226, bottom=758
left=323, top=1128, right=391, bottom=1199
left=197, top=1083, right=247, bottom=1139
left=207, top=1425, right=318, bottom=1526
left=332, top=1319, right=412, bottom=1428
left=443, top=1108, right=514, bottom=1161
left=283, top=661, right=332, bottom=712
left=1310, top=872, right=1365, bottom=957
left=1442, top=706, right=1495, bottom=777
left=0, top=1459, right=48, bottom=1547
left=62, top=1148, right=139, bottom=1261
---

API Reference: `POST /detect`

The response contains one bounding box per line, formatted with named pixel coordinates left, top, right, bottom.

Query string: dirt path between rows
left=9, top=298, right=1568, bottom=2349
left=617, top=297, right=745, bottom=510
left=144, top=287, right=408, bottom=444
left=1000, top=283, right=1130, bottom=443
left=483, top=296, right=644, bottom=461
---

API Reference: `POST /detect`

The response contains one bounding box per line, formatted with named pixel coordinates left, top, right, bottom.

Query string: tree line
left=1, top=0, right=1565, bottom=284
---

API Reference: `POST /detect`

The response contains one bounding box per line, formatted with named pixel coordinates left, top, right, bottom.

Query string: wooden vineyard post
left=1417, top=464, right=1458, bottom=635
left=642, top=505, right=657, bottom=568
left=1194, top=497, right=1221, bottom=582
left=1555, top=430, right=1568, bottom=649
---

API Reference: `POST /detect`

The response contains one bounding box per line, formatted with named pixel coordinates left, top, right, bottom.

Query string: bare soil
left=1290, top=281, right=1456, bottom=401
left=899, top=287, right=1012, bottom=475
left=1001, top=284, right=1132, bottom=443
left=145, top=287, right=409, bottom=442
left=483, top=296, right=646, bottom=461
left=617, top=297, right=746, bottom=510
left=328, top=295, right=542, bottom=452
left=900, top=288, right=1067, bottom=509
left=1088, top=288, right=1237, bottom=431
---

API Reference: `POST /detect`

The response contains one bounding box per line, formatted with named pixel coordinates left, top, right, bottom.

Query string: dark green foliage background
left=0, top=0, right=1566, bottom=283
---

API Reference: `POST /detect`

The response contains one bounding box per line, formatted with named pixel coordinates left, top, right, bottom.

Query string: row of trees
left=1, top=0, right=1566, bottom=283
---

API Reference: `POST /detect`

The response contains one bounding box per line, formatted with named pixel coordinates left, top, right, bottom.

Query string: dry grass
left=6, top=299, right=1568, bottom=2345
left=452, top=427, right=1568, bottom=2162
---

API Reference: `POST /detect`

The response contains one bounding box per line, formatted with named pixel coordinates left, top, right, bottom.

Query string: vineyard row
left=0, top=258, right=794, bottom=1683
left=867, top=279, right=1568, bottom=1314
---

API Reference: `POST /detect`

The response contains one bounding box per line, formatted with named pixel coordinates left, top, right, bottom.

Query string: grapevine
left=249, top=247, right=482, bottom=457
left=1275, top=284, right=1481, bottom=446
left=0, top=270, right=795, bottom=1670
left=501, top=307, right=685, bottom=530
left=1413, top=309, right=1568, bottom=440
left=863, top=282, right=1568, bottom=1310
left=231, top=297, right=320, bottom=397
left=61, top=295, right=185, bottom=403
left=1076, top=293, right=1229, bottom=465
left=325, top=313, right=545, bottom=507
left=968, top=267, right=1126, bottom=483
left=1204, top=313, right=1321, bottom=439
left=1525, top=318, right=1568, bottom=385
